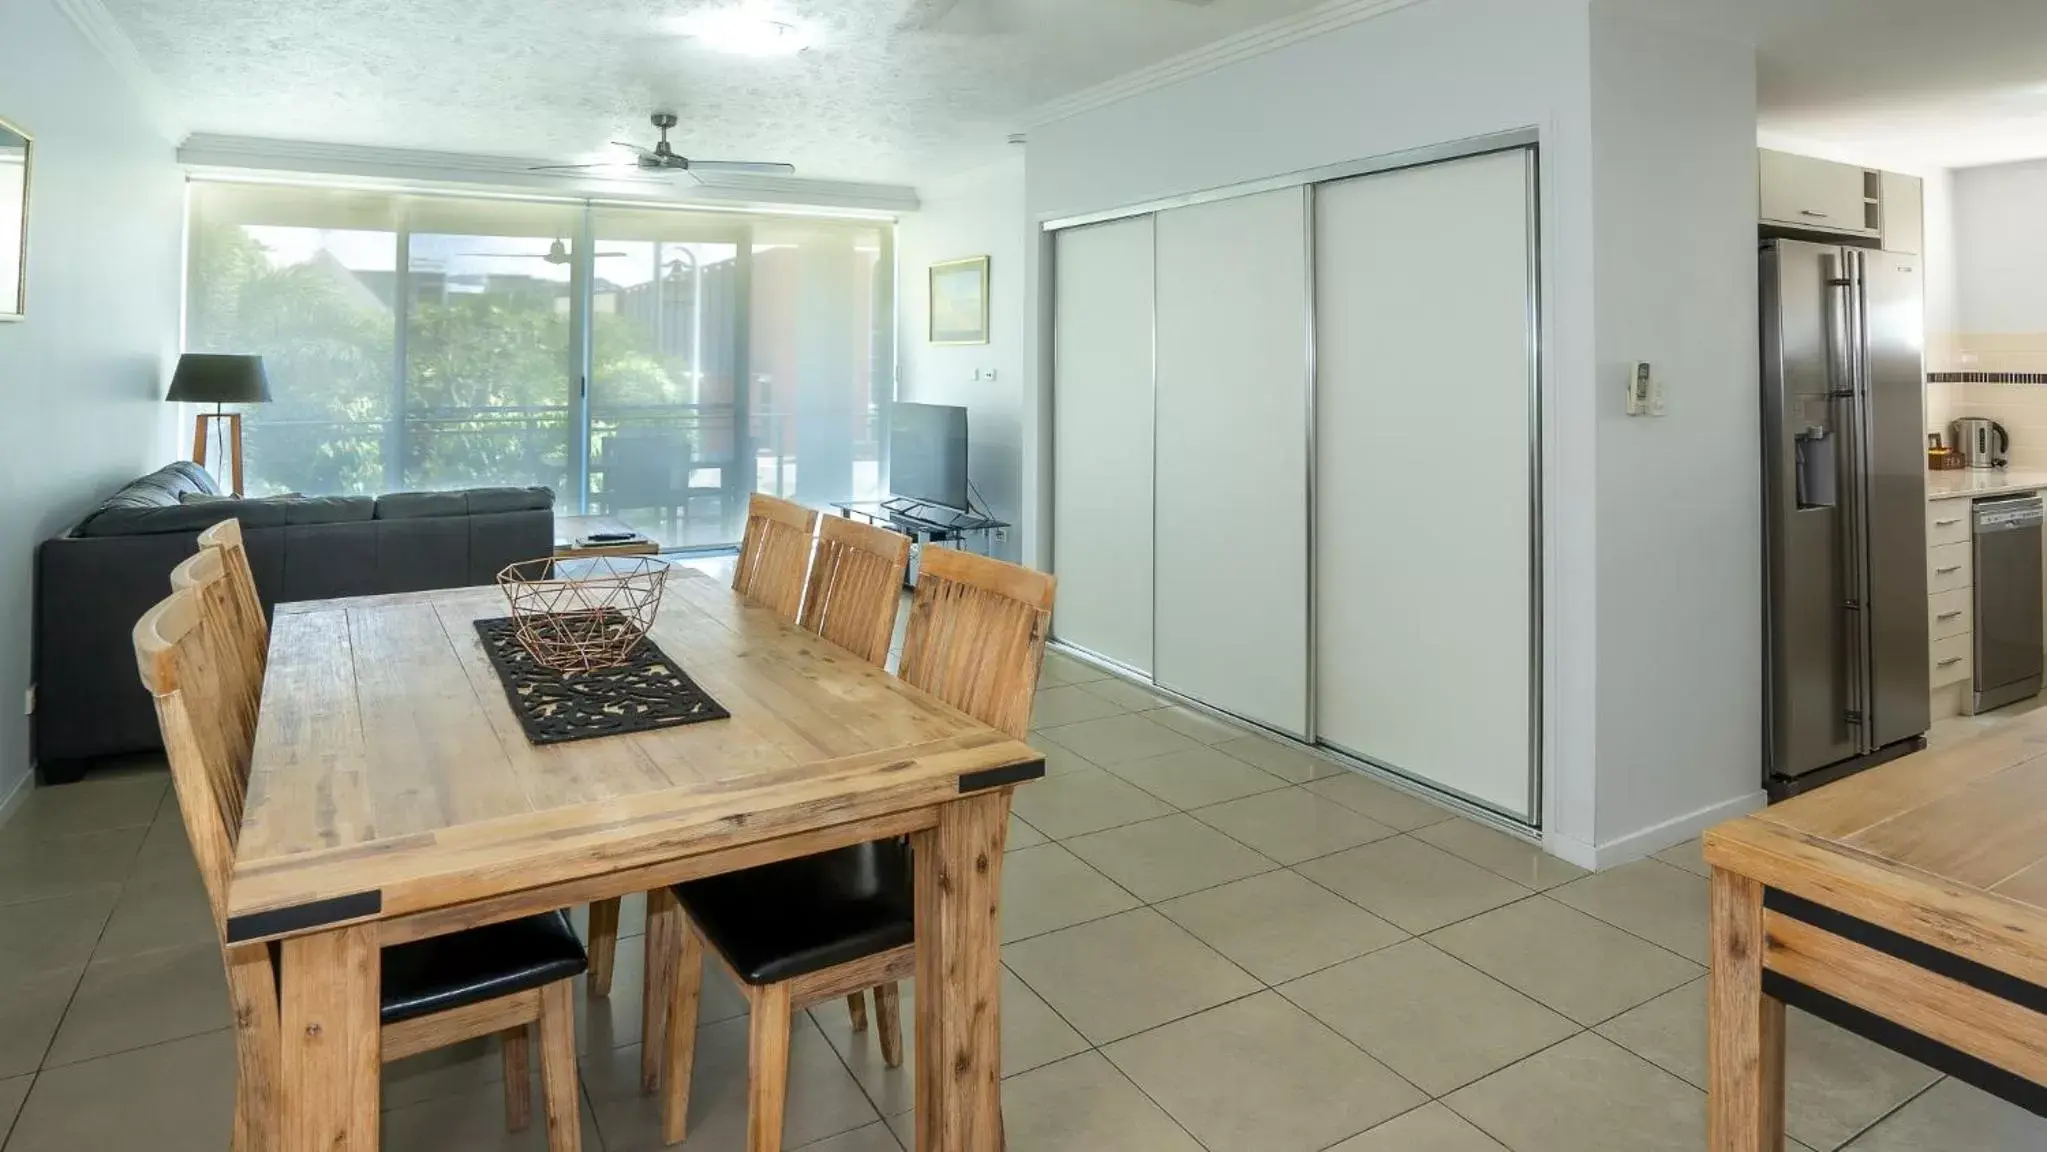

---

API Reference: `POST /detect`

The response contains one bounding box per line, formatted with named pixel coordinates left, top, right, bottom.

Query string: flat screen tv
left=889, top=402, right=970, bottom=512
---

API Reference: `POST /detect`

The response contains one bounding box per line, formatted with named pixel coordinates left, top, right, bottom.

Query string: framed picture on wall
left=929, top=255, right=989, bottom=345
left=0, top=116, right=30, bottom=322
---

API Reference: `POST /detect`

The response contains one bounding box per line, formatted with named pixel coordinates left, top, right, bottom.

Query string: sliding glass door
left=186, top=182, right=896, bottom=550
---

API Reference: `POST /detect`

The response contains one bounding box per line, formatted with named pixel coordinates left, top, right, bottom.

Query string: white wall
left=1588, top=1, right=1763, bottom=850
left=1953, top=159, right=2047, bottom=340
left=0, top=0, right=183, bottom=808
left=1024, top=0, right=1603, bottom=853
left=896, top=155, right=1026, bottom=559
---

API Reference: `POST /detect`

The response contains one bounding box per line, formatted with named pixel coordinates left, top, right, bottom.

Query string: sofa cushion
left=376, top=491, right=468, bottom=520
left=75, top=462, right=221, bottom=535
left=279, top=496, right=375, bottom=525
left=466, top=487, right=554, bottom=515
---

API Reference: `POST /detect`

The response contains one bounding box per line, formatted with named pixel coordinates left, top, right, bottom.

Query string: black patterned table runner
left=473, top=616, right=730, bottom=746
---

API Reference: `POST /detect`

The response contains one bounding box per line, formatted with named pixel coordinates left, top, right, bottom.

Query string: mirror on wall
left=0, top=117, right=28, bottom=321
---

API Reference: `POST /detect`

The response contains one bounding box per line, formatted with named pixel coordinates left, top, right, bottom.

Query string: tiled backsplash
left=1926, top=332, right=2047, bottom=456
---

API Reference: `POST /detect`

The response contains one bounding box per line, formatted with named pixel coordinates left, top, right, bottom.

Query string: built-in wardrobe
left=1047, top=134, right=1542, bottom=824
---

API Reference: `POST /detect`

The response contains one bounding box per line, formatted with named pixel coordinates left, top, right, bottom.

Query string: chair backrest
left=800, top=516, right=912, bottom=667
left=132, top=585, right=253, bottom=936
left=899, top=548, right=1057, bottom=740
left=170, top=545, right=263, bottom=743
left=733, top=492, right=820, bottom=623
left=197, top=517, right=267, bottom=672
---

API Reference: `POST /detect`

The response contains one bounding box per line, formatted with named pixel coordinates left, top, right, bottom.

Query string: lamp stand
left=190, top=402, right=245, bottom=496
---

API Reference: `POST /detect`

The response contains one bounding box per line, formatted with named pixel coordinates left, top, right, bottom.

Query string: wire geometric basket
left=495, top=555, right=670, bottom=673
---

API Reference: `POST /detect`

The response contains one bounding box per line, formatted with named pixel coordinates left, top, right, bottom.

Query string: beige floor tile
left=1212, top=734, right=1339, bottom=783
left=0, top=828, right=144, bottom=908
left=129, top=809, right=199, bottom=881
left=999, top=842, right=1141, bottom=943
left=1041, top=651, right=1113, bottom=686
left=1078, top=677, right=1175, bottom=711
left=1105, top=991, right=1424, bottom=1152
left=975, top=1052, right=1202, bottom=1151
left=94, top=868, right=216, bottom=962
left=0, top=968, right=80, bottom=1078
left=1008, top=767, right=1174, bottom=839
left=1302, top=771, right=1456, bottom=830
left=1281, top=939, right=1577, bottom=1096
left=1651, top=837, right=1712, bottom=876
left=383, top=1035, right=512, bottom=1111
left=1844, top=1077, right=2047, bottom=1150
left=1189, top=787, right=1398, bottom=864
left=1426, top=897, right=1701, bottom=1026
left=1413, top=819, right=1589, bottom=891
left=1004, top=909, right=1261, bottom=1044
left=4, top=1027, right=234, bottom=1152
left=1064, top=814, right=1278, bottom=903
left=1006, top=813, right=1047, bottom=850
left=381, top=1076, right=602, bottom=1151
left=1101, top=746, right=1289, bottom=809
left=1296, top=838, right=1531, bottom=934
left=0, top=889, right=120, bottom=981
left=809, top=969, right=1089, bottom=1117
left=1031, top=684, right=1127, bottom=727
left=1331, top=1102, right=1511, bottom=1151
left=583, top=1015, right=879, bottom=1151
left=44, top=940, right=230, bottom=1067
left=1548, top=860, right=1709, bottom=963
left=797, top=1121, right=903, bottom=1151
left=1157, top=870, right=1406, bottom=984
left=0, top=1072, right=28, bottom=1137
left=575, top=938, right=751, bottom=1055
left=1040, top=713, right=1201, bottom=766
left=1143, top=704, right=1246, bottom=745
left=3, top=775, right=165, bottom=841
left=1445, top=1032, right=1704, bottom=1152
left=1595, top=978, right=1940, bottom=1152
left=1030, top=738, right=1099, bottom=777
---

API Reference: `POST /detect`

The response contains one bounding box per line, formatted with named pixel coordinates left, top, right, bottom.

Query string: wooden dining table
left=225, top=568, right=1044, bottom=1152
left=1703, top=717, right=2047, bottom=1150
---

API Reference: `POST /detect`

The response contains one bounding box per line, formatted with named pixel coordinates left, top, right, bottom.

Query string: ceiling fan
left=457, top=239, right=629, bottom=265
left=530, top=112, right=796, bottom=179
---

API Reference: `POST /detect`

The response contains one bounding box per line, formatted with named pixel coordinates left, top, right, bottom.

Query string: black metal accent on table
left=958, top=759, right=1046, bottom=794
left=225, top=890, right=383, bottom=944
left=1764, top=888, right=2047, bottom=1016
left=473, top=616, right=730, bottom=746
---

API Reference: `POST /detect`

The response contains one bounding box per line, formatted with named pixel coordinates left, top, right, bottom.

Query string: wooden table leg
left=1708, top=867, right=1785, bottom=1152
left=642, top=887, right=682, bottom=1091
left=913, top=789, right=1011, bottom=1152
left=279, top=923, right=381, bottom=1152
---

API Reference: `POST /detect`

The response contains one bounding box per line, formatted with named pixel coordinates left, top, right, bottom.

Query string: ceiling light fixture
left=675, top=6, right=814, bottom=56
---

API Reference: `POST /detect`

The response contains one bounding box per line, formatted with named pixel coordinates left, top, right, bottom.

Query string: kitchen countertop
left=1926, top=468, right=2047, bottom=502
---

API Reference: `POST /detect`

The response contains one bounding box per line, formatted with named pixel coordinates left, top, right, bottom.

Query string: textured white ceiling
left=1754, top=0, right=2047, bottom=169
left=100, top=0, right=1327, bottom=184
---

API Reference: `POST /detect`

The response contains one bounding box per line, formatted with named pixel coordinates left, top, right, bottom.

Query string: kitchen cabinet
left=1759, top=149, right=1878, bottom=238
left=1880, top=170, right=1924, bottom=255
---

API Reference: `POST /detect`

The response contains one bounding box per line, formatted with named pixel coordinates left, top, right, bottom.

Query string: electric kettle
left=1951, top=417, right=2010, bottom=470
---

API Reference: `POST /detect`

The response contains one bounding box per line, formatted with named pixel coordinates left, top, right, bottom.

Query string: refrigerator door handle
left=1824, top=251, right=1868, bottom=735
left=1846, top=250, right=1878, bottom=748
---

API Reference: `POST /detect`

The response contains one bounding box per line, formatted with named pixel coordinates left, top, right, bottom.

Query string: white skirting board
left=0, top=770, right=33, bottom=831
left=1544, top=790, right=1767, bottom=872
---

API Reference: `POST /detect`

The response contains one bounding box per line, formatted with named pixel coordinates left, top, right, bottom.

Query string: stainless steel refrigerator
left=1761, top=239, right=1929, bottom=790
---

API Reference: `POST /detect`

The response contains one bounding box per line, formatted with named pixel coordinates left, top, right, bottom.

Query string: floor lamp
left=167, top=353, right=270, bottom=496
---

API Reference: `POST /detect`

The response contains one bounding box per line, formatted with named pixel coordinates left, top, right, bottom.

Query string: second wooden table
left=229, top=570, right=1042, bottom=1151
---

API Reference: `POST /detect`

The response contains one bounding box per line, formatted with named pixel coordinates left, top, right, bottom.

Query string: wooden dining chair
left=646, top=546, right=1056, bottom=1150
left=801, top=515, right=913, bottom=667
left=732, top=491, right=820, bottom=623
left=197, top=517, right=267, bottom=674
left=134, top=583, right=592, bottom=1152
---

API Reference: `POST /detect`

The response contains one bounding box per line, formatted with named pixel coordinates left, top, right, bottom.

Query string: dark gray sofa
left=34, top=462, right=554, bottom=783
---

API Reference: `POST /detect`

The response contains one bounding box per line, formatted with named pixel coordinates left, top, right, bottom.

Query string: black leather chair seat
left=380, top=910, right=589, bottom=1026
left=675, top=841, right=912, bottom=987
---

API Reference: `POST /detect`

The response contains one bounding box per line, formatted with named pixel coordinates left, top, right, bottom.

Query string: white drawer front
left=1931, top=633, right=1973, bottom=688
left=1928, top=541, right=1973, bottom=594
left=1928, top=588, right=1973, bottom=641
left=1926, top=503, right=1971, bottom=548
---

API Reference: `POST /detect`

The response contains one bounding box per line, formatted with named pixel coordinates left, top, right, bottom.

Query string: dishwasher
left=1974, top=493, right=2046, bottom=712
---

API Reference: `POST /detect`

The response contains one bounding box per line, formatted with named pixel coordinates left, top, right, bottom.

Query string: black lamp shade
left=166, top=354, right=271, bottom=404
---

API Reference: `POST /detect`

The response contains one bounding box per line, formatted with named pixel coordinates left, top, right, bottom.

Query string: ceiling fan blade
left=526, top=162, right=632, bottom=173
left=684, top=159, right=797, bottom=175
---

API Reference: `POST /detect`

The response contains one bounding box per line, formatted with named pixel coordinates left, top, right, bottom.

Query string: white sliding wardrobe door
left=1315, top=149, right=1536, bottom=819
left=1052, top=216, right=1156, bottom=673
left=1154, top=189, right=1310, bottom=735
